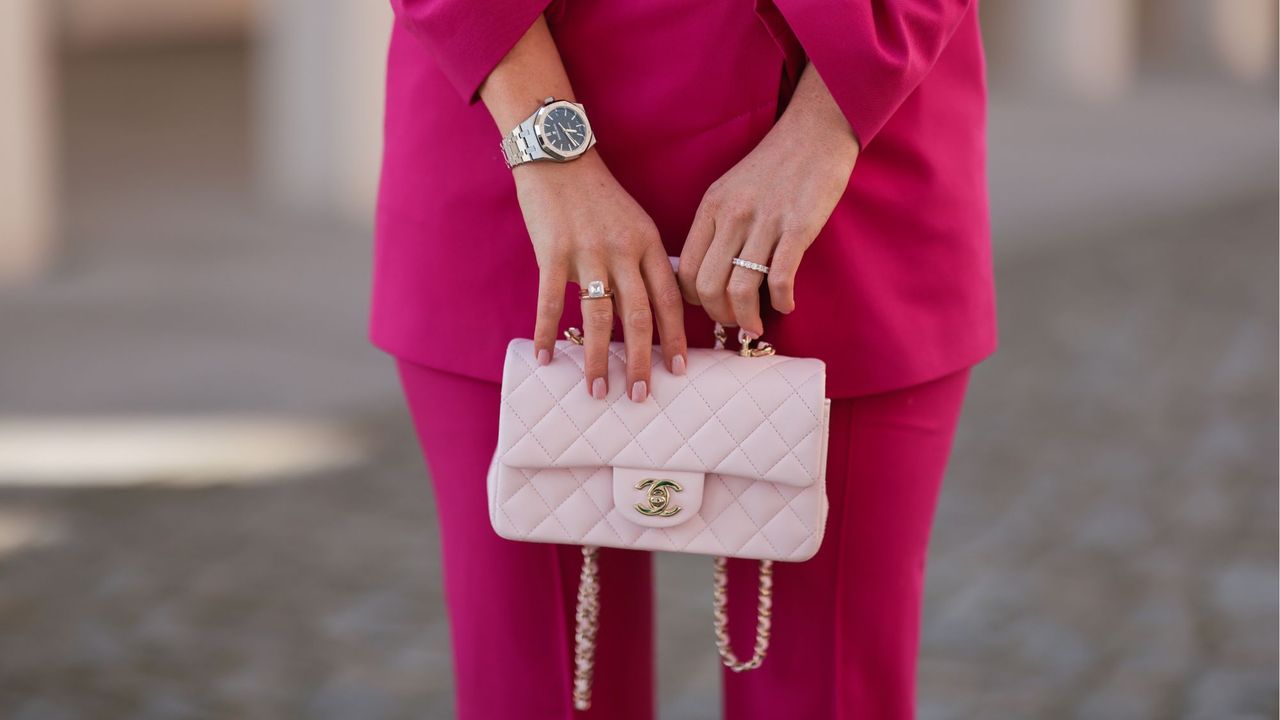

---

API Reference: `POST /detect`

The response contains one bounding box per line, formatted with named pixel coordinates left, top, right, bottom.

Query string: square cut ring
left=579, top=280, right=614, bottom=300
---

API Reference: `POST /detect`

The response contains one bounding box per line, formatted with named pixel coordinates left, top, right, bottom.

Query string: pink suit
left=373, top=0, right=996, bottom=717
left=373, top=0, right=995, bottom=397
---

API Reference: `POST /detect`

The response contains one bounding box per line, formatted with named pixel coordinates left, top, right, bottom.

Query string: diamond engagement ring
left=731, top=257, right=770, bottom=274
left=579, top=280, right=614, bottom=300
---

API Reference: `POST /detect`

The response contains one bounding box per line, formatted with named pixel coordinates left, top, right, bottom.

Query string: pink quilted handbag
left=487, top=327, right=830, bottom=710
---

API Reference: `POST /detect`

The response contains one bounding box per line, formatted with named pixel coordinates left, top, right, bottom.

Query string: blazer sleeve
left=389, top=0, right=553, bottom=104
left=769, top=0, right=974, bottom=147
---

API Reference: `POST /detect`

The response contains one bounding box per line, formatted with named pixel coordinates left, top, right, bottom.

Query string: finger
left=613, top=267, right=653, bottom=402
left=767, top=229, right=812, bottom=314
left=696, top=213, right=748, bottom=327
left=533, top=261, right=568, bottom=365
left=726, top=228, right=773, bottom=338
left=677, top=203, right=716, bottom=305
left=641, top=244, right=689, bottom=375
left=576, top=263, right=614, bottom=400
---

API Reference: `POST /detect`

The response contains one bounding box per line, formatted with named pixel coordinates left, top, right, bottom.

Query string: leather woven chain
left=712, top=556, right=774, bottom=671
left=566, top=323, right=777, bottom=711
left=572, top=545, right=601, bottom=711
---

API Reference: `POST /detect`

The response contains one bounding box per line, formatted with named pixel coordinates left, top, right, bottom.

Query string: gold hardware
left=712, top=323, right=775, bottom=357
left=572, top=545, right=600, bottom=711
left=738, top=337, right=776, bottom=357
left=634, top=478, right=683, bottom=517
left=713, top=557, right=774, bottom=672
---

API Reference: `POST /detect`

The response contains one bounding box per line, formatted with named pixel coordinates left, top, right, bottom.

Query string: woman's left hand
left=677, top=66, right=859, bottom=338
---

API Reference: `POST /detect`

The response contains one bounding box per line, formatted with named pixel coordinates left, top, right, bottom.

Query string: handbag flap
left=496, top=338, right=827, bottom=488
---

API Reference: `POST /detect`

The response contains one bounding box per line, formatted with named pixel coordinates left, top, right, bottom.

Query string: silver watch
left=500, top=97, right=596, bottom=168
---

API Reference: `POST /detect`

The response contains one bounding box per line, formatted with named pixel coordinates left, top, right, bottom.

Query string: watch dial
left=542, top=106, right=588, bottom=154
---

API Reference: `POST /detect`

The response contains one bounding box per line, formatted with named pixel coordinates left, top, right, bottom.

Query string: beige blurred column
left=984, top=0, right=1139, bottom=100
left=0, top=0, right=56, bottom=284
left=254, top=0, right=392, bottom=221
left=1207, top=0, right=1277, bottom=83
left=1141, top=0, right=1277, bottom=84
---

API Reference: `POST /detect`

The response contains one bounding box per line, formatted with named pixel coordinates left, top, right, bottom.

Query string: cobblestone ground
left=918, top=195, right=1278, bottom=720
left=0, top=47, right=1275, bottom=720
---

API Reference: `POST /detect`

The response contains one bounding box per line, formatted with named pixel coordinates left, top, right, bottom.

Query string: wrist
left=769, top=106, right=858, bottom=183
left=776, top=63, right=860, bottom=170
left=513, top=147, right=607, bottom=184
left=783, top=103, right=858, bottom=152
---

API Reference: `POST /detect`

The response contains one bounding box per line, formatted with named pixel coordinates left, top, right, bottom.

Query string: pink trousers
left=397, top=359, right=971, bottom=719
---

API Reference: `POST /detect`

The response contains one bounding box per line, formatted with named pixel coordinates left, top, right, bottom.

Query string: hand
left=677, top=66, right=859, bottom=337
left=476, top=17, right=685, bottom=400
left=517, top=151, right=688, bottom=402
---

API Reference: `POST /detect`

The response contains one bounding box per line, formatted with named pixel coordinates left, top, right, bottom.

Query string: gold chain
left=565, top=322, right=776, bottom=711
left=572, top=545, right=600, bottom=711
left=712, top=556, right=774, bottom=672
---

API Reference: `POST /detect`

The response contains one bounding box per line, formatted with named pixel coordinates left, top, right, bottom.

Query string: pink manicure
left=536, top=348, right=551, bottom=366
left=591, top=377, right=607, bottom=400
left=630, top=380, right=647, bottom=403
left=672, top=355, right=687, bottom=376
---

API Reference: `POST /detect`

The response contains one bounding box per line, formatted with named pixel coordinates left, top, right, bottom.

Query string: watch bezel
left=533, top=100, right=594, bottom=161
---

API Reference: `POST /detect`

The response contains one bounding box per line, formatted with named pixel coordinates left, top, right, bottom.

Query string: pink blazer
left=372, top=0, right=996, bottom=397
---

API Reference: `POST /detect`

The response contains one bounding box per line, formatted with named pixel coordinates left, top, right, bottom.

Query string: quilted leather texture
left=488, top=339, right=831, bottom=562
left=497, top=339, right=827, bottom=486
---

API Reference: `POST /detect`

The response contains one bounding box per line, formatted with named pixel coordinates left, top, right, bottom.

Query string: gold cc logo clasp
left=634, top=478, right=683, bottom=518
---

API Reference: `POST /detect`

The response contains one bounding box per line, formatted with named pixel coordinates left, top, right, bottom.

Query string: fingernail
left=671, top=355, right=686, bottom=376
left=630, top=380, right=647, bottom=403
left=536, top=348, right=551, bottom=366
left=591, top=377, right=607, bottom=400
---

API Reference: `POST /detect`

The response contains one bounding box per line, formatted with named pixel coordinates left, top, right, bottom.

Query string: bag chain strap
left=572, top=545, right=600, bottom=711
left=565, top=323, right=776, bottom=711
left=712, top=556, right=775, bottom=671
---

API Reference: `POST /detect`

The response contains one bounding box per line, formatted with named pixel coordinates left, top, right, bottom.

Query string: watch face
left=540, top=105, right=589, bottom=154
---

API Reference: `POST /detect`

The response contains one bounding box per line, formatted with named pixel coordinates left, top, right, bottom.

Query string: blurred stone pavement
left=0, top=46, right=1275, bottom=719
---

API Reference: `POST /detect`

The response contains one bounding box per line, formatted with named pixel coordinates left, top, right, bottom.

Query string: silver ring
left=731, top=257, right=770, bottom=274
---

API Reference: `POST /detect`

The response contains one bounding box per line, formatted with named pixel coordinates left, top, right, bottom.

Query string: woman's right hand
left=515, top=151, right=688, bottom=403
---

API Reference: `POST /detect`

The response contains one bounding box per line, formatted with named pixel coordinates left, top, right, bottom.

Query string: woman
left=372, top=0, right=996, bottom=717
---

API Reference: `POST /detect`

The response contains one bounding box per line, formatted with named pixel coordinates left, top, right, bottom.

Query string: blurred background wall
left=0, top=1, right=1275, bottom=719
